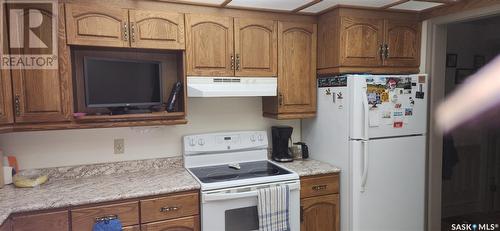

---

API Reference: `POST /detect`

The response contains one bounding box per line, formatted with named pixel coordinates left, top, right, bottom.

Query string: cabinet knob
left=123, top=22, right=129, bottom=41
left=130, top=22, right=136, bottom=43
left=236, top=54, right=240, bottom=71
left=160, top=206, right=180, bottom=212
left=312, top=184, right=327, bottom=191
left=279, top=93, right=283, bottom=106
left=379, top=44, right=384, bottom=60
left=230, top=55, right=235, bottom=70
left=14, top=95, right=20, bottom=116
left=95, top=215, right=118, bottom=223
left=384, top=44, right=389, bottom=59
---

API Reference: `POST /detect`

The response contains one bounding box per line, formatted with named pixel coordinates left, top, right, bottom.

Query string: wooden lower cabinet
left=123, top=225, right=141, bottom=231
left=11, top=210, right=68, bottom=231
left=301, top=194, right=340, bottom=231
left=141, top=216, right=200, bottom=231
left=300, top=174, right=340, bottom=231
left=71, top=201, right=139, bottom=231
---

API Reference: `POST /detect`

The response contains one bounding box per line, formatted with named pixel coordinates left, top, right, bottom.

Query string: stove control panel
left=183, top=131, right=268, bottom=155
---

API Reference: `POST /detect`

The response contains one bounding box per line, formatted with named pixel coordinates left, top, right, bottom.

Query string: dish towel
left=92, top=218, right=122, bottom=231
left=257, top=185, right=291, bottom=231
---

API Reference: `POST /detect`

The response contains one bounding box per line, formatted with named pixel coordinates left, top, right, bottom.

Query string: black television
left=84, top=57, right=162, bottom=109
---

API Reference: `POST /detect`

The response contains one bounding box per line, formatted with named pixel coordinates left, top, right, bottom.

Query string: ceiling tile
left=300, top=0, right=399, bottom=13
left=389, top=1, right=443, bottom=11
left=180, top=0, right=225, bottom=5
left=228, top=0, right=312, bottom=11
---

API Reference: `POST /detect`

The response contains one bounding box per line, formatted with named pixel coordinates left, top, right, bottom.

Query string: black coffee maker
left=271, top=126, right=294, bottom=162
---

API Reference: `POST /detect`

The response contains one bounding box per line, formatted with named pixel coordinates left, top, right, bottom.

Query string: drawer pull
left=312, top=185, right=328, bottom=191
left=95, top=215, right=118, bottom=223
left=160, top=206, right=180, bottom=212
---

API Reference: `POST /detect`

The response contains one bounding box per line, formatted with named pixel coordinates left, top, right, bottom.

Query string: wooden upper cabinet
left=234, top=18, right=277, bottom=76
left=129, top=10, right=185, bottom=50
left=185, top=14, right=234, bottom=76
left=277, top=22, right=317, bottom=115
left=65, top=4, right=129, bottom=47
left=383, top=20, right=421, bottom=67
left=0, top=63, right=13, bottom=126
left=9, top=3, right=72, bottom=123
left=340, top=16, right=384, bottom=67
left=301, top=194, right=340, bottom=231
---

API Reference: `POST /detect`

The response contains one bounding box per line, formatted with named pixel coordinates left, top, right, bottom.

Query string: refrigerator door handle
left=360, top=140, right=369, bottom=192
left=362, top=86, right=369, bottom=140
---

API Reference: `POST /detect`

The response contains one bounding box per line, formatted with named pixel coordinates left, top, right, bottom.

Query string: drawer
left=123, top=225, right=140, bottom=231
left=12, top=210, right=68, bottom=231
left=71, top=201, right=139, bottom=231
left=141, top=216, right=199, bottom=231
left=300, top=174, right=339, bottom=198
left=140, top=192, right=199, bottom=223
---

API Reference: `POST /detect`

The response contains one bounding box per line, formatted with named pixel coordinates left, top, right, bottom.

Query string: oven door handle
left=203, top=182, right=300, bottom=203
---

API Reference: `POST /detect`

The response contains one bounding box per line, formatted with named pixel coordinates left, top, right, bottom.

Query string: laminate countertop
left=276, top=158, right=341, bottom=177
left=0, top=157, right=200, bottom=225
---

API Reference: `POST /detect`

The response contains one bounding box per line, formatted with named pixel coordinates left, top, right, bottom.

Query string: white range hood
left=187, top=76, right=277, bottom=97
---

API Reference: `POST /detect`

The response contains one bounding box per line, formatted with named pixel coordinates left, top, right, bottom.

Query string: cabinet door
left=185, top=14, right=234, bottom=76
left=278, top=22, right=317, bottom=114
left=234, top=18, right=277, bottom=76
left=383, top=20, right=421, bottom=67
left=340, top=16, right=384, bottom=67
left=301, top=194, right=340, bottom=231
left=0, top=69, right=13, bottom=125
left=10, top=3, right=72, bottom=123
left=141, top=216, right=200, bottom=231
left=12, top=211, right=69, bottom=231
left=65, top=4, right=129, bottom=47
left=129, top=10, right=185, bottom=50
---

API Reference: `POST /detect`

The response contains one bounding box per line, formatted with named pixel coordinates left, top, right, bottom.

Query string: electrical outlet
left=114, top=138, right=125, bottom=154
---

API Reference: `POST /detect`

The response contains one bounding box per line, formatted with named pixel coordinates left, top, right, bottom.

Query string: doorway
left=440, top=17, right=500, bottom=230
left=424, top=6, right=500, bottom=231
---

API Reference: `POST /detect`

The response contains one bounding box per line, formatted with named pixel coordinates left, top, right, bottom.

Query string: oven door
left=201, top=181, right=300, bottom=231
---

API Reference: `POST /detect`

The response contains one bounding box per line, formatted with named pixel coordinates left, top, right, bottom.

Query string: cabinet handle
left=130, top=22, right=135, bottom=43
left=236, top=54, right=240, bottom=70
left=279, top=93, right=283, bottom=106
left=123, top=22, right=129, bottom=41
left=300, top=206, right=304, bottom=223
left=230, top=55, right=235, bottom=70
left=95, top=215, right=118, bottom=223
left=160, top=206, right=180, bottom=212
left=379, top=44, right=384, bottom=60
left=14, top=95, right=20, bottom=116
left=384, top=44, right=389, bottom=59
left=312, top=184, right=328, bottom=191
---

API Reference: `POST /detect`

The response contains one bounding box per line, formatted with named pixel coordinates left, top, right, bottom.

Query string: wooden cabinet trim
left=300, top=194, right=340, bottom=231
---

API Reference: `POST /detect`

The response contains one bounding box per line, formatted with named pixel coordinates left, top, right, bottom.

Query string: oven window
left=225, top=206, right=259, bottom=231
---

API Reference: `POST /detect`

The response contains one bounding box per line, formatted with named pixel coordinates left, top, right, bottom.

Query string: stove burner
left=249, top=168, right=280, bottom=177
left=189, top=160, right=292, bottom=184
left=206, top=171, right=239, bottom=182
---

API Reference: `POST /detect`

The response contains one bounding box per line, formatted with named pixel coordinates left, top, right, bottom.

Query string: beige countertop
left=0, top=157, right=340, bottom=225
left=276, top=158, right=341, bottom=177
left=0, top=157, right=199, bottom=225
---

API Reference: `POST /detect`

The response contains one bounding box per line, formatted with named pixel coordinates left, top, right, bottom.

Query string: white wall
left=0, top=98, right=301, bottom=170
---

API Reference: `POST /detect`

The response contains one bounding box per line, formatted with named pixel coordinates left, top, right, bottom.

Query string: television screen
left=84, top=58, right=162, bottom=108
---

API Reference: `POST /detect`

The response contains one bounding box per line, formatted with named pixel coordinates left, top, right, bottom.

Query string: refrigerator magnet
left=393, top=111, right=403, bottom=117
left=405, top=108, right=413, bottom=116
left=394, top=103, right=402, bottom=109
left=393, top=121, right=404, bottom=128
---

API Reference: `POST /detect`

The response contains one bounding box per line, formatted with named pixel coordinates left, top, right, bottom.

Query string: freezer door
left=351, top=136, right=426, bottom=231
left=350, top=75, right=429, bottom=139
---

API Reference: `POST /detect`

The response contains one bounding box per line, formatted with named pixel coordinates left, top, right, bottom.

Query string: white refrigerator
left=302, top=74, right=428, bottom=231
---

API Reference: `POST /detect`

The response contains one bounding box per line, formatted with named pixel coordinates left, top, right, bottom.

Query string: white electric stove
left=183, top=131, right=300, bottom=231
